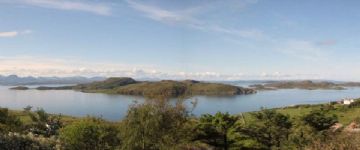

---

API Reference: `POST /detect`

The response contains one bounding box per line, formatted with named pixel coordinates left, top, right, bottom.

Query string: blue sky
left=0, top=0, right=360, bottom=80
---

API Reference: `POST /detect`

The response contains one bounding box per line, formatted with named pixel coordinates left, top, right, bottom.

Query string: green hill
left=73, top=77, right=256, bottom=97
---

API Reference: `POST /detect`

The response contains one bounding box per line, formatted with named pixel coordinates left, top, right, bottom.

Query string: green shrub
left=302, top=110, right=338, bottom=132
left=60, top=118, right=120, bottom=150
left=119, top=100, right=193, bottom=150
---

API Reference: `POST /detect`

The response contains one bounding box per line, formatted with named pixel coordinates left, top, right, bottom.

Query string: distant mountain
left=0, top=75, right=106, bottom=85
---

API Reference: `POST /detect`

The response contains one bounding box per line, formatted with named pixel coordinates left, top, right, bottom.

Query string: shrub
left=119, top=100, right=193, bottom=150
left=302, top=110, right=338, bottom=132
left=240, top=109, right=293, bottom=149
left=60, top=118, right=120, bottom=150
left=195, top=112, right=240, bottom=150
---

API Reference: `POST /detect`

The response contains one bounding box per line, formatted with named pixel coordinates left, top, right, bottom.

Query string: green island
left=1, top=97, right=360, bottom=149
left=10, top=86, right=30, bottom=90
left=249, top=80, right=360, bottom=90
left=28, top=77, right=257, bottom=97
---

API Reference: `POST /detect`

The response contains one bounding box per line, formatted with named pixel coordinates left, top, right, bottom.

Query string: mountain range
left=0, top=75, right=106, bottom=85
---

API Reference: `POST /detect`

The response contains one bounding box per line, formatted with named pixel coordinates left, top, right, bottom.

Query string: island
left=35, top=77, right=256, bottom=97
left=10, top=86, right=30, bottom=90
left=250, top=80, right=352, bottom=90
left=36, top=86, right=74, bottom=90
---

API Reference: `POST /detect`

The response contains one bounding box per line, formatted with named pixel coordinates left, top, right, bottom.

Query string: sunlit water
left=1, top=85, right=360, bottom=121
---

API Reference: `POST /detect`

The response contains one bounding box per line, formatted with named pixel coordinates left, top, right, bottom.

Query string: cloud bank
left=0, top=56, right=330, bottom=81
left=0, top=30, right=32, bottom=38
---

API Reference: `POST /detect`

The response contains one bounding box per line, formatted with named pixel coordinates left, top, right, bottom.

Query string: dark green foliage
left=0, top=108, right=21, bottom=133
left=240, top=109, right=292, bottom=149
left=120, top=100, right=193, bottom=150
left=288, top=119, right=315, bottom=149
left=195, top=112, right=239, bottom=150
left=302, top=110, right=338, bottom=131
left=349, top=99, right=360, bottom=108
left=60, top=118, right=120, bottom=150
left=0, top=134, right=56, bottom=150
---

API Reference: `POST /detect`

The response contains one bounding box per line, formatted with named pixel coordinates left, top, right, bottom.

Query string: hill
left=56, top=77, right=256, bottom=97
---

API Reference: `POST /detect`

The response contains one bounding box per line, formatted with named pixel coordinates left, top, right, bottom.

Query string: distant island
left=9, top=86, right=29, bottom=90
left=12, top=77, right=256, bottom=97
left=249, top=80, right=360, bottom=90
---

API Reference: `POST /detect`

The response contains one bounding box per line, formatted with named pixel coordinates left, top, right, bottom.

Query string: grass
left=275, top=104, right=360, bottom=125
left=9, top=109, right=80, bottom=125
left=240, top=101, right=360, bottom=126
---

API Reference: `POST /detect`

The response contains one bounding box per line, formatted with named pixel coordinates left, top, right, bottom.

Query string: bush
left=119, top=100, right=193, bottom=150
left=302, top=110, right=338, bottom=132
left=195, top=112, right=240, bottom=150
left=240, top=109, right=293, bottom=149
left=59, top=118, right=120, bottom=150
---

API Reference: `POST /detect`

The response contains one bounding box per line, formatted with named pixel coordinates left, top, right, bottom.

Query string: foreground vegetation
left=1, top=98, right=360, bottom=149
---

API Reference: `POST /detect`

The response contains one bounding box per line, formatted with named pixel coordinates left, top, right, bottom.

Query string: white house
left=343, top=99, right=355, bottom=105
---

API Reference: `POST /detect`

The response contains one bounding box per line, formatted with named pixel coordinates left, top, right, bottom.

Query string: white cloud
left=0, top=30, right=33, bottom=38
left=0, top=31, right=18, bottom=38
left=8, top=0, right=111, bottom=15
left=126, top=0, right=264, bottom=40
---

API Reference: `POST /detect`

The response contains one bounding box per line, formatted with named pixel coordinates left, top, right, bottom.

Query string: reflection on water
left=1, top=85, right=360, bottom=121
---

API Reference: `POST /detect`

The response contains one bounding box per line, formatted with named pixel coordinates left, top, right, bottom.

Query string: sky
left=1, top=0, right=360, bottom=81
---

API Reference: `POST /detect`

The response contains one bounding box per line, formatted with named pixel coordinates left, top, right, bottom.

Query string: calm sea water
left=1, top=85, right=360, bottom=121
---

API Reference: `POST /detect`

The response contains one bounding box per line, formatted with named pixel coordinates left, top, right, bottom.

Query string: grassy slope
left=276, top=105, right=360, bottom=125
left=9, top=109, right=80, bottom=125
left=241, top=102, right=360, bottom=125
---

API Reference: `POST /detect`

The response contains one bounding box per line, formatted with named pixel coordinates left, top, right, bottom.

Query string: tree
left=59, top=117, right=120, bottom=150
left=119, top=100, right=193, bottom=150
left=195, top=112, right=239, bottom=150
left=240, top=109, right=292, bottom=149
left=302, top=110, right=338, bottom=132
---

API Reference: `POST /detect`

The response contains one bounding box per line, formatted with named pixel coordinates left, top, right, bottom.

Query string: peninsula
left=249, top=80, right=360, bottom=90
